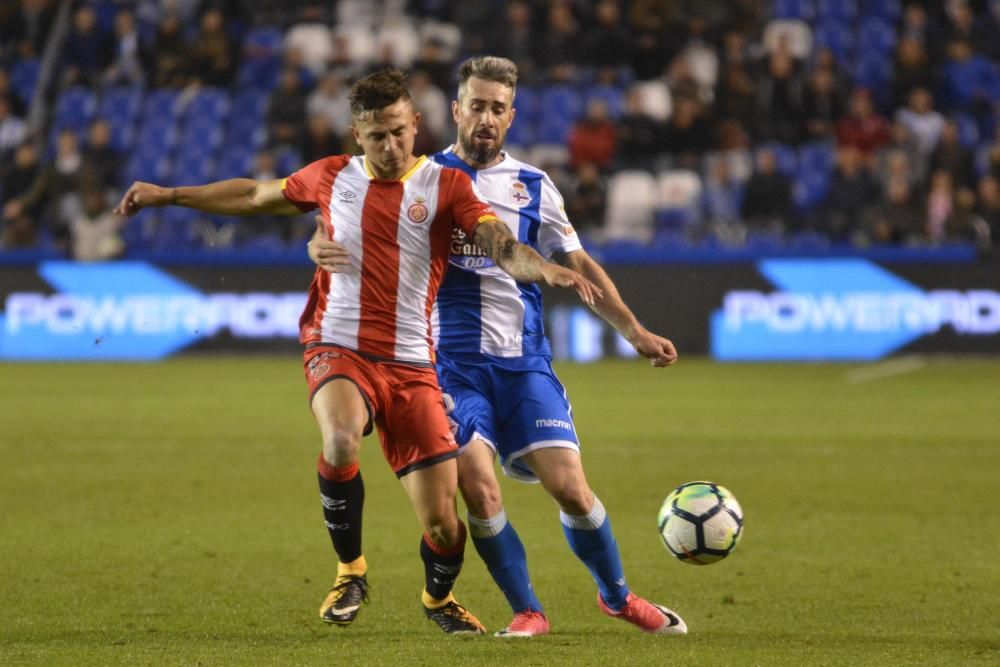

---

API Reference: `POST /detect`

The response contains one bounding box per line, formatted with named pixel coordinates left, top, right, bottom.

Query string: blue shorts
left=436, top=354, right=580, bottom=483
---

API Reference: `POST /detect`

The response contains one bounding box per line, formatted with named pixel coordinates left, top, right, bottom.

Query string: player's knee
left=321, top=427, right=362, bottom=466
left=551, top=481, right=594, bottom=516
left=424, top=516, right=462, bottom=550
left=460, top=477, right=503, bottom=519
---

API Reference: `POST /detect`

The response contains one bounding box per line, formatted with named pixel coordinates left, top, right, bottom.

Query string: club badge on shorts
left=407, top=196, right=429, bottom=224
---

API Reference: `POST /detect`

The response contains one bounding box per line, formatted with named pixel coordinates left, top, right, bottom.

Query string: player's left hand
left=308, top=217, right=351, bottom=273
left=541, top=264, right=603, bottom=306
left=629, top=328, right=678, bottom=367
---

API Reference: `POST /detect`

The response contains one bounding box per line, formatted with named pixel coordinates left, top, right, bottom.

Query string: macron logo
left=536, top=418, right=572, bottom=430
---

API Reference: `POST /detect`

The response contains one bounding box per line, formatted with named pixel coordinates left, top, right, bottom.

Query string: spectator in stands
left=660, top=97, right=710, bottom=170
left=60, top=4, right=113, bottom=87
left=1, top=0, right=57, bottom=63
left=69, top=188, right=123, bottom=261
left=740, top=148, right=792, bottom=233
left=103, top=9, right=145, bottom=88
left=267, top=67, right=307, bottom=150
left=987, top=128, right=1000, bottom=180
left=300, top=113, right=342, bottom=166
left=10, top=129, right=84, bottom=241
left=881, top=120, right=926, bottom=184
left=702, top=158, right=745, bottom=244
left=628, top=0, right=678, bottom=80
left=754, top=38, right=804, bottom=144
left=0, top=68, right=25, bottom=117
left=188, top=7, right=236, bottom=87
left=1, top=143, right=41, bottom=248
left=583, top=0, right=633, bottom=69
left=802, top=67, right=846, bottom=142
left=489, top=1, right=538, bottom=82
left=568, top=99, right=617, bottom=171
left=823, top=146, right=879, bottom=241
left=284, top=4, right=333, bottom=77
left=306, top=71, right=350, bottom=138
left=412, top=35, right=455, bottom=92
left=535, top=2, right=583, bottom=80
left=892, top=36, right=934, bottom=110
left=925, top=169, right=955, bottom=243
left=944, top=2, right=999, bottom=61
left=900, top=3, right=942, bottom=62
left=409, top=69, right=448, bottom=151
left=615, top=87, right=663, bottom=169
left=565, top=162, right=606, bottom=234
left=145, top=12, right=189, bottom=88
left=836, top=88, right=890, bottom=163
left=680, top=16, right=719, bottom=104
left=666, top=54, right=702, bottom=105
left=944, top=186, right=991, bottom=247
left=715, top=62, right=756, bottom=131
left=0, top=96, right=25, bottom=162
left=862, top=176, right=923, bottom=245
left=938, top=39, right=996, bottom=112
left=80, top=120, right=119, bottom=193
left=977, top=176, right=1000, bottom=245
left=812, top=48, right=850, bottom=100
left=930, top=119, right=976, bottom=188
left=895, top=87, right=945, bottom=157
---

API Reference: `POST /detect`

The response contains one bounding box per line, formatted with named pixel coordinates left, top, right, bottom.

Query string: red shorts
left=304, top=345, right=457, bottom=476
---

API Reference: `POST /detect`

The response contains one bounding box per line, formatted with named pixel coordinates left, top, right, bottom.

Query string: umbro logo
left=338, top=191, right=357, bottom=204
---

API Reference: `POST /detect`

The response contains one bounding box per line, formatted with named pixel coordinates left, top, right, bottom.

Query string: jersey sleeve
left=536, top=172, right=583, bottom=259
left=447, top=169, right=499, bottom=236
left=280, top=157, right=334, bottom=211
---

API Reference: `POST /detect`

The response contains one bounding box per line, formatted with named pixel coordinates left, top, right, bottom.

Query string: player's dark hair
left=349, top=68, right=412, bottom=119
left=457, top=56, right=518, bottom=100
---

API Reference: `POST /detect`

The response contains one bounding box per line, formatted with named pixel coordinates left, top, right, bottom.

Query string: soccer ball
left=658, top=481, right=744, bottom=565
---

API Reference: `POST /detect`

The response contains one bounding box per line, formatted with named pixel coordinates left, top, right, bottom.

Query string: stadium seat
left=528, top=144, right=569, bottom=169
left=763, top=20, right=814, bottom=59
left=951, top=113, right=980, bottom=148
left=52, top=87, right=97, bottom=133
left=857, top=18, right=896, bottom=55
left=605, top=170, right=657, bottom=242
left=374, top=18, right=420, bottom=68
left=860, top=0, right=901, bottom=22
left=816, top=0, right=858, bottom=23
left=9, top=57, right=40, bottom=106
left=185, top=88, right=231, bottom=123
left=144, top=89, right=181, bottom=120
left=798, top=142, right=836, bottom=172
left=632, top=80, right=672, bottom=122
left=852, top=53, right=892, bottom=92
left=794, top=169, right=831, bottom=211
left=504, top=117, right=536, bottom=147
left=756, top=143, right=798, bottom=176
left=772, top=0, right=815, bottom=21
left=538, top=86, right=584, bottom=142
left=655, top=170, right=703, bottom=231
left=813, top=23, right=854, bottom=64
left=584, top=84, right=625, bottom=119
left=216, top=147, right=256, bottom=180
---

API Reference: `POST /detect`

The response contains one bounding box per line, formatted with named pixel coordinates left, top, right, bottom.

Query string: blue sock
left=469, top=509, right=543, bottom=614
left=561, top=496, right=630, bottom=610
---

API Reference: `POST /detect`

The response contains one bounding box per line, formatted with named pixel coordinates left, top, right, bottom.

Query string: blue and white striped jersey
left=430, top=147, right=582, bottom=367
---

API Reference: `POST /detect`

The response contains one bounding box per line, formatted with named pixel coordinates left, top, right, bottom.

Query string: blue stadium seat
left=275, top=148, right=302, bottom=176
left=794, top=168, right=831, bottom=211
left=52, top=87, right=97, bottom=132
left=816, top=0, right=857, bottom=22
left=857, top=18, right=896, bottom=55
left=584, top=84, right=625, bottom=119
left=153, top=207, right=201, bottom=250
left=951, top=112, right=980, bottom=148
left=853, top=53, right=892, bottom=92
left=100, top=86, right=144, bottom=122
left=540, top=85, right=584, bottom=123
left=860, top=0, right=901, bottom=22
left=169, top=153, right=217, bottom=186
left=813, top=22, right=854, bottom=63
left=181, top=118, right=225, bottom=151
left=185, top=88, right=231, bottom=123
left=10, top=58, right=40, bottom=105
left=798, top=142, right=836, bottom=172
left=124, top=149, right=172, bottom=185
left=504, top=117, right=535, bottom=147
left=512, top=86, right=540, bottom=124
left=144, top=89, right=181, bottom=119
left=757, top=143, right=798, bottom=176
left=242, top=26, right=284, bottom=59
left=216, top=147, right=256, bottom=180
left=772, top=0, right=815, bottom=21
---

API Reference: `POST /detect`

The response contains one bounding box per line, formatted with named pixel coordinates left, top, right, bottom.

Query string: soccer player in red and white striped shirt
left=115, top=69, right=600, bottom=635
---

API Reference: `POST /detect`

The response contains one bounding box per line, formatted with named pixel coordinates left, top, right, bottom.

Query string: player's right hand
left=114, top=181, right=172, bottom=217
left=308, top=217, right=351, bottom=273
left=540, top=263, right=603, bottom=306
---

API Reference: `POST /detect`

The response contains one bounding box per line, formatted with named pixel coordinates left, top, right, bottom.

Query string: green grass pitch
left=2, top=357, right=999, bottom=665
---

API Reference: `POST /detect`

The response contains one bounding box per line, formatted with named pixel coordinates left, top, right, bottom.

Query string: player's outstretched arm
left=114, top=178, right=302, bottom=218
left=556, top=248, right=677, bottom=367
left=473, top=219, right=602, bottom=306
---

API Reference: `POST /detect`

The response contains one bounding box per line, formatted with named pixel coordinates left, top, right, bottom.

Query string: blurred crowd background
left=0, top=0, right=998, bottom=262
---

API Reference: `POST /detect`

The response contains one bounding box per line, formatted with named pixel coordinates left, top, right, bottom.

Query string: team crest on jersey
left=511, top=181, right=532, bottom=207
left=407, top=196, right=429, bottom=224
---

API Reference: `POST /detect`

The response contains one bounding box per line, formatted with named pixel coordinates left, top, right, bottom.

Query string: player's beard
left=461, top=130, right=502, bottom=167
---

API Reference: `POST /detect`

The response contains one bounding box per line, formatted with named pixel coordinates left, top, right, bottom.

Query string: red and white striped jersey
left=282, top=154, right=497, bottom=364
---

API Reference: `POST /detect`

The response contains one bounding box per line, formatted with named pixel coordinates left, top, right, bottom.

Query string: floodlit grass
left=2, top=357, right=999, bottom=665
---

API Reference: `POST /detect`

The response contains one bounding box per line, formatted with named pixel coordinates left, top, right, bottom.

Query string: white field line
left=845, top=356, right=928, bottom=384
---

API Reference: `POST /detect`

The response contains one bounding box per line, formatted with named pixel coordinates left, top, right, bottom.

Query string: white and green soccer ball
left=658, top=481, right=744, bottom=565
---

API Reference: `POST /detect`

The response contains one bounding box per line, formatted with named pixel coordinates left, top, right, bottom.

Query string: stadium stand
left=0, top=0, right=997, bottom=261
